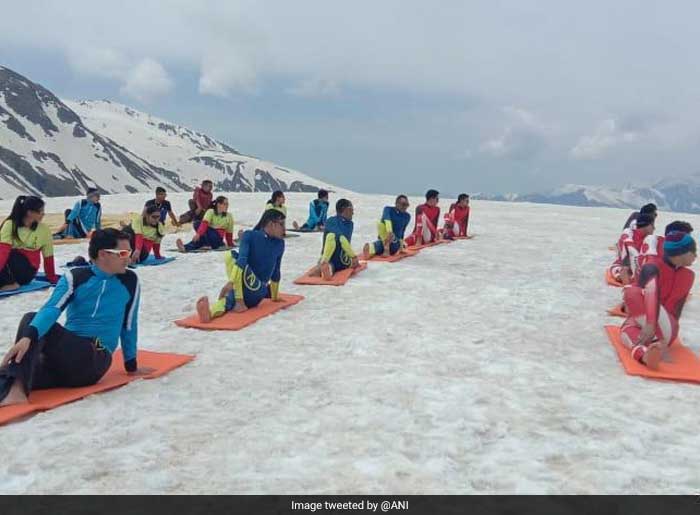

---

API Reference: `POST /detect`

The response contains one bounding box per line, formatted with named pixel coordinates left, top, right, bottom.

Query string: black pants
left=0, top=313, right=112, bottom=400
left=178, top=199, right=204, bottom=225
left=0, top=250, right=37, bottom=288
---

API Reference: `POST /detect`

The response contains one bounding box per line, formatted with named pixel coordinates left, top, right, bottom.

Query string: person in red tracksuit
left=442, top=193, right=470, bottom=240
left=179, top=180, right=214, bottom=224
left=620, top=231, right=696, bottom=370
left=614, top=213, right=655, bottom=285
left=405, top=189, right=441, bottom=247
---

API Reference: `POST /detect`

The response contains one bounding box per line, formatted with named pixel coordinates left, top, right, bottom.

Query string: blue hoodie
left=67, top=199, right=102, bottom=237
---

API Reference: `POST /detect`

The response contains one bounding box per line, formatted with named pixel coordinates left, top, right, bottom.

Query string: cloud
left=198, top=52, right=258, bottom=97
left=286, top=78, right=341, bottom=98
left=119, top=58, right=174, bottom=103
left=570, top=118, right=643, bottom=160
left=479, top=107, right=549, bottom=160
left=66, top=47, right=129, bottom=80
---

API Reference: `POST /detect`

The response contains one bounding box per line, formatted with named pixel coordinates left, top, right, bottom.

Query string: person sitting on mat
left=265, top=191, right=287, bottom=216
left=622, top=203, right=657, bottom=231
left=0, top=196, right=59, bottom=291
left=363, top=195, right=411, bottom=259
left=176, top=196, right=234, bottom=253
left=620, top=231, right=696, bottom=370
left=195, top=209, right=286, bottom=322
left=145, top=187, right=180, bottom=227
left=442, top=194, right=470, bottom=240
left=637, top=221, right=694, bottom=271
left=292, top=189, right=330, bottom=232
left=54, top=188, right=102, bottom=240
left=178, top=179, right=214, bottom=225
left=405, top=189, right=441, bottom=247
left=609, top=213, right=655, bottom=285
left=307, top=199, right=361, bottom=280
left=122, top=205, right=166, bottom=264
left=0, top=228, right=153, bottom=407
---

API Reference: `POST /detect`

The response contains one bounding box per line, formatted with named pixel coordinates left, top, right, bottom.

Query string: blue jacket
left=23, top=265, right=140, bottom=370
left=67, top=199, right=102, bottom=236
left=323, top=215, right=354, bottom=246
left=381, top=206, right=411, bottom=240
left=305, top=199, right=329, bottom=228
left=237, top=230, right=285, bottom=284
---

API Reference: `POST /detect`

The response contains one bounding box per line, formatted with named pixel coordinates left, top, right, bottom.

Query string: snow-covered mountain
left=474, top=176, right=700, bottom=214
left=0, top=66, right=328, bottom=199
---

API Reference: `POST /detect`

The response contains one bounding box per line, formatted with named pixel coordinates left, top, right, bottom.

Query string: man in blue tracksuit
left=0, top=229, right=152, bottom=407
left=60, top=188, right=102, bottom=239
left=293, top=189, right=329, bottom=232
left=306, top=198, right=360, bottom=280
left=363, top=195, right=412, bottom=258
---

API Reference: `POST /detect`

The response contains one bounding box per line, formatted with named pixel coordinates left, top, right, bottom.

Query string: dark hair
left=336, top=198, right=352, bottom=214
left=143, top=205, right=165, bottom=238
left=2, top=195, right=45, bottom=242
left=640, top=203, right=657, bottom=215
left=269, top=190, right=285, bottom=206
left=426, top=189, right=439, bottom=201
left=89, top=228, right=130, bottom=260
left=458, top=193, right=469, bottom=202
left=395, top=195, right=408, bottom=204
left=202, top=180, right=213, bottom=186
left=665, top=221, right=693, bottom=236
left=86, top=187, right=99, bottom=197
left=255, top=208, right=286, bottom=231
left=318, top=189, right=329, bottom=199
left=155, top=187, right=166, bottom=195
left=210, top=196, right=228, bottom=214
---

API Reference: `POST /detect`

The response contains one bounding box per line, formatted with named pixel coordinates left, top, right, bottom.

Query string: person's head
left=258, top=208, right=286, bottom=239
left=636, top=214, right=655, bottom=236
left=665, top=221, right=693, bottom=236
left=143, top=204, right=162, bottom=228
left=457, top=193, right=470, bottom=207
left=426, top=189, right=440, bottom=207
left=4, top=196, right=45, bottom=241
left=270, top=190, right=285, bottom=206
left=211, top=195, right=228, bottom=215
left=640, top=203, right=657, bottom=220
left=318, top=189, right=329, bottom=201
left=336, top=198, right=354, bottom=220
left=155, top=187, right=167, bottom=202
left=89, top=228, right=131, bottom=275
left=201, top=180, right=213, bottom=193
left=664, top=231, right=697, bottom=267
left=395, top=195, right=409, bottom=213
left=86, top=187, right=100, bottom=204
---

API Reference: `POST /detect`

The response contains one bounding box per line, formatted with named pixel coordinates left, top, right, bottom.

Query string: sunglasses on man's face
left=103, top=249, right=131, bottom=258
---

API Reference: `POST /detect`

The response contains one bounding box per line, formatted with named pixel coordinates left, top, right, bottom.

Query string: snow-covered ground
left=1, top=192, right=700, bottom=494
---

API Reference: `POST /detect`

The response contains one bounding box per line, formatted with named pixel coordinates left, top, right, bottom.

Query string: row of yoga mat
left=0, top=236, right=471, bottom=425
left=603, top=253, right=700, bottom=384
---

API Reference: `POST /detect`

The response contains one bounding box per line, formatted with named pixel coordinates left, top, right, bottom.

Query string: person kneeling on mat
left=0, top=229, right=153, bottom=407
left=196, top=210, right=286, bottom=322
left=0, top=196, right=59, bottom=291
left=363, top=195, right=411, bottom=258
left=176, top=196, right=234, bottom=253
left=620, top=231, right=696, bottom=370
left=404, top=189, right=441, bottom=247
left=293, top=189, right=329, bottom=232
left=307, top=199, right=361, bottom=280
left=122, top=205, right=166, bottom=264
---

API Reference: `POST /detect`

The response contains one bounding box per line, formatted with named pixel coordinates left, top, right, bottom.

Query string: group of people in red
left=403, top=190, right=471, bottom=247
left=609, top=203, right=696, bottom=369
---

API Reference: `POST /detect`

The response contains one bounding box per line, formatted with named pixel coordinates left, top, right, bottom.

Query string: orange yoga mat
left=368, top=249, right=419, bottom=263
left=407, top=239, right=452, bottom=251
left=604, top=325, right=700, bottom=383
left=606, top=305, right=627, bottom=318
left=175, top=293, right=304, bottom=330
left=294, top=263, right=367, bottom=286
left=53, top=238, right=87, bottom=246
left=605, top=268, right=624, bottom=287
left=0, top=349, right=193, bottom=426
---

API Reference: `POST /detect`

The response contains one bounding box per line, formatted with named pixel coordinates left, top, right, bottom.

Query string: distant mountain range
left=472, top=177, right=700, bottom=214
left=0, top=66, right=329, bottom=198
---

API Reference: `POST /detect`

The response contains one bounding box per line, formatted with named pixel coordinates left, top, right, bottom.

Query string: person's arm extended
left=224, top=214, right=234, bottom=247
left=168, top=209, right=179, bottom=226
left=321, top=233, right=336, bottom=262
left=196, top=210, right=213, bottom=236
left=40, top=228, right=59, bottom=283
left=120, top=277, right=140, bottom=372
left=21, top=276, right=73, bottom=343
left=0, top=221, right=13, bottom=271
left=230, top=231, right=252, bottom=300
left=339, top=235, right=356, bottom=258
left=95, top=205, right=102, bottom=230
left=307, top=202, right=319, bottom=226
left=66, top=201, right=81, bottom=222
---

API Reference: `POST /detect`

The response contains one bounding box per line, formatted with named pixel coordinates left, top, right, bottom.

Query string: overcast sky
left=3, top=0, right=699, bottom=195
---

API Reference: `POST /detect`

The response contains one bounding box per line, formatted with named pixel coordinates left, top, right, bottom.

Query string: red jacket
left=415, top=204, right=440, bottom=230
left=193, top=187, right=213, bottom=211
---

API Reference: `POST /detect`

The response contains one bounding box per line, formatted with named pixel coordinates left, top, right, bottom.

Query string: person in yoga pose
left=292, top=189, right=330, bottom=232
left=609, top=214, right=655, bottom=285
left=122, top=205, right=167, bottom=264
left=55, top=188, right=102, bottom=239
left=405, top=189, right=441, bottom=247
left=442, top=194, right=470, bottom=240
left=176, top=196, right=234, bottom=253
left=620, top=231, right=696, bottom=370
left=0, top=228, right=153, bottom=407
left=178, top=180, right=214, bottom=225
left=144, top=187, right=180, bottom=227
left=363, top=195, right=411, bottom=258
left=0, top=196, right=59, bottom=291
left=622, top=203, right=657, bottom=231
left=265, top=191, right=287, bottom=216
left=196, top=210, right=286, bottom=322
left=307, top=199, right=361, bottom=280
